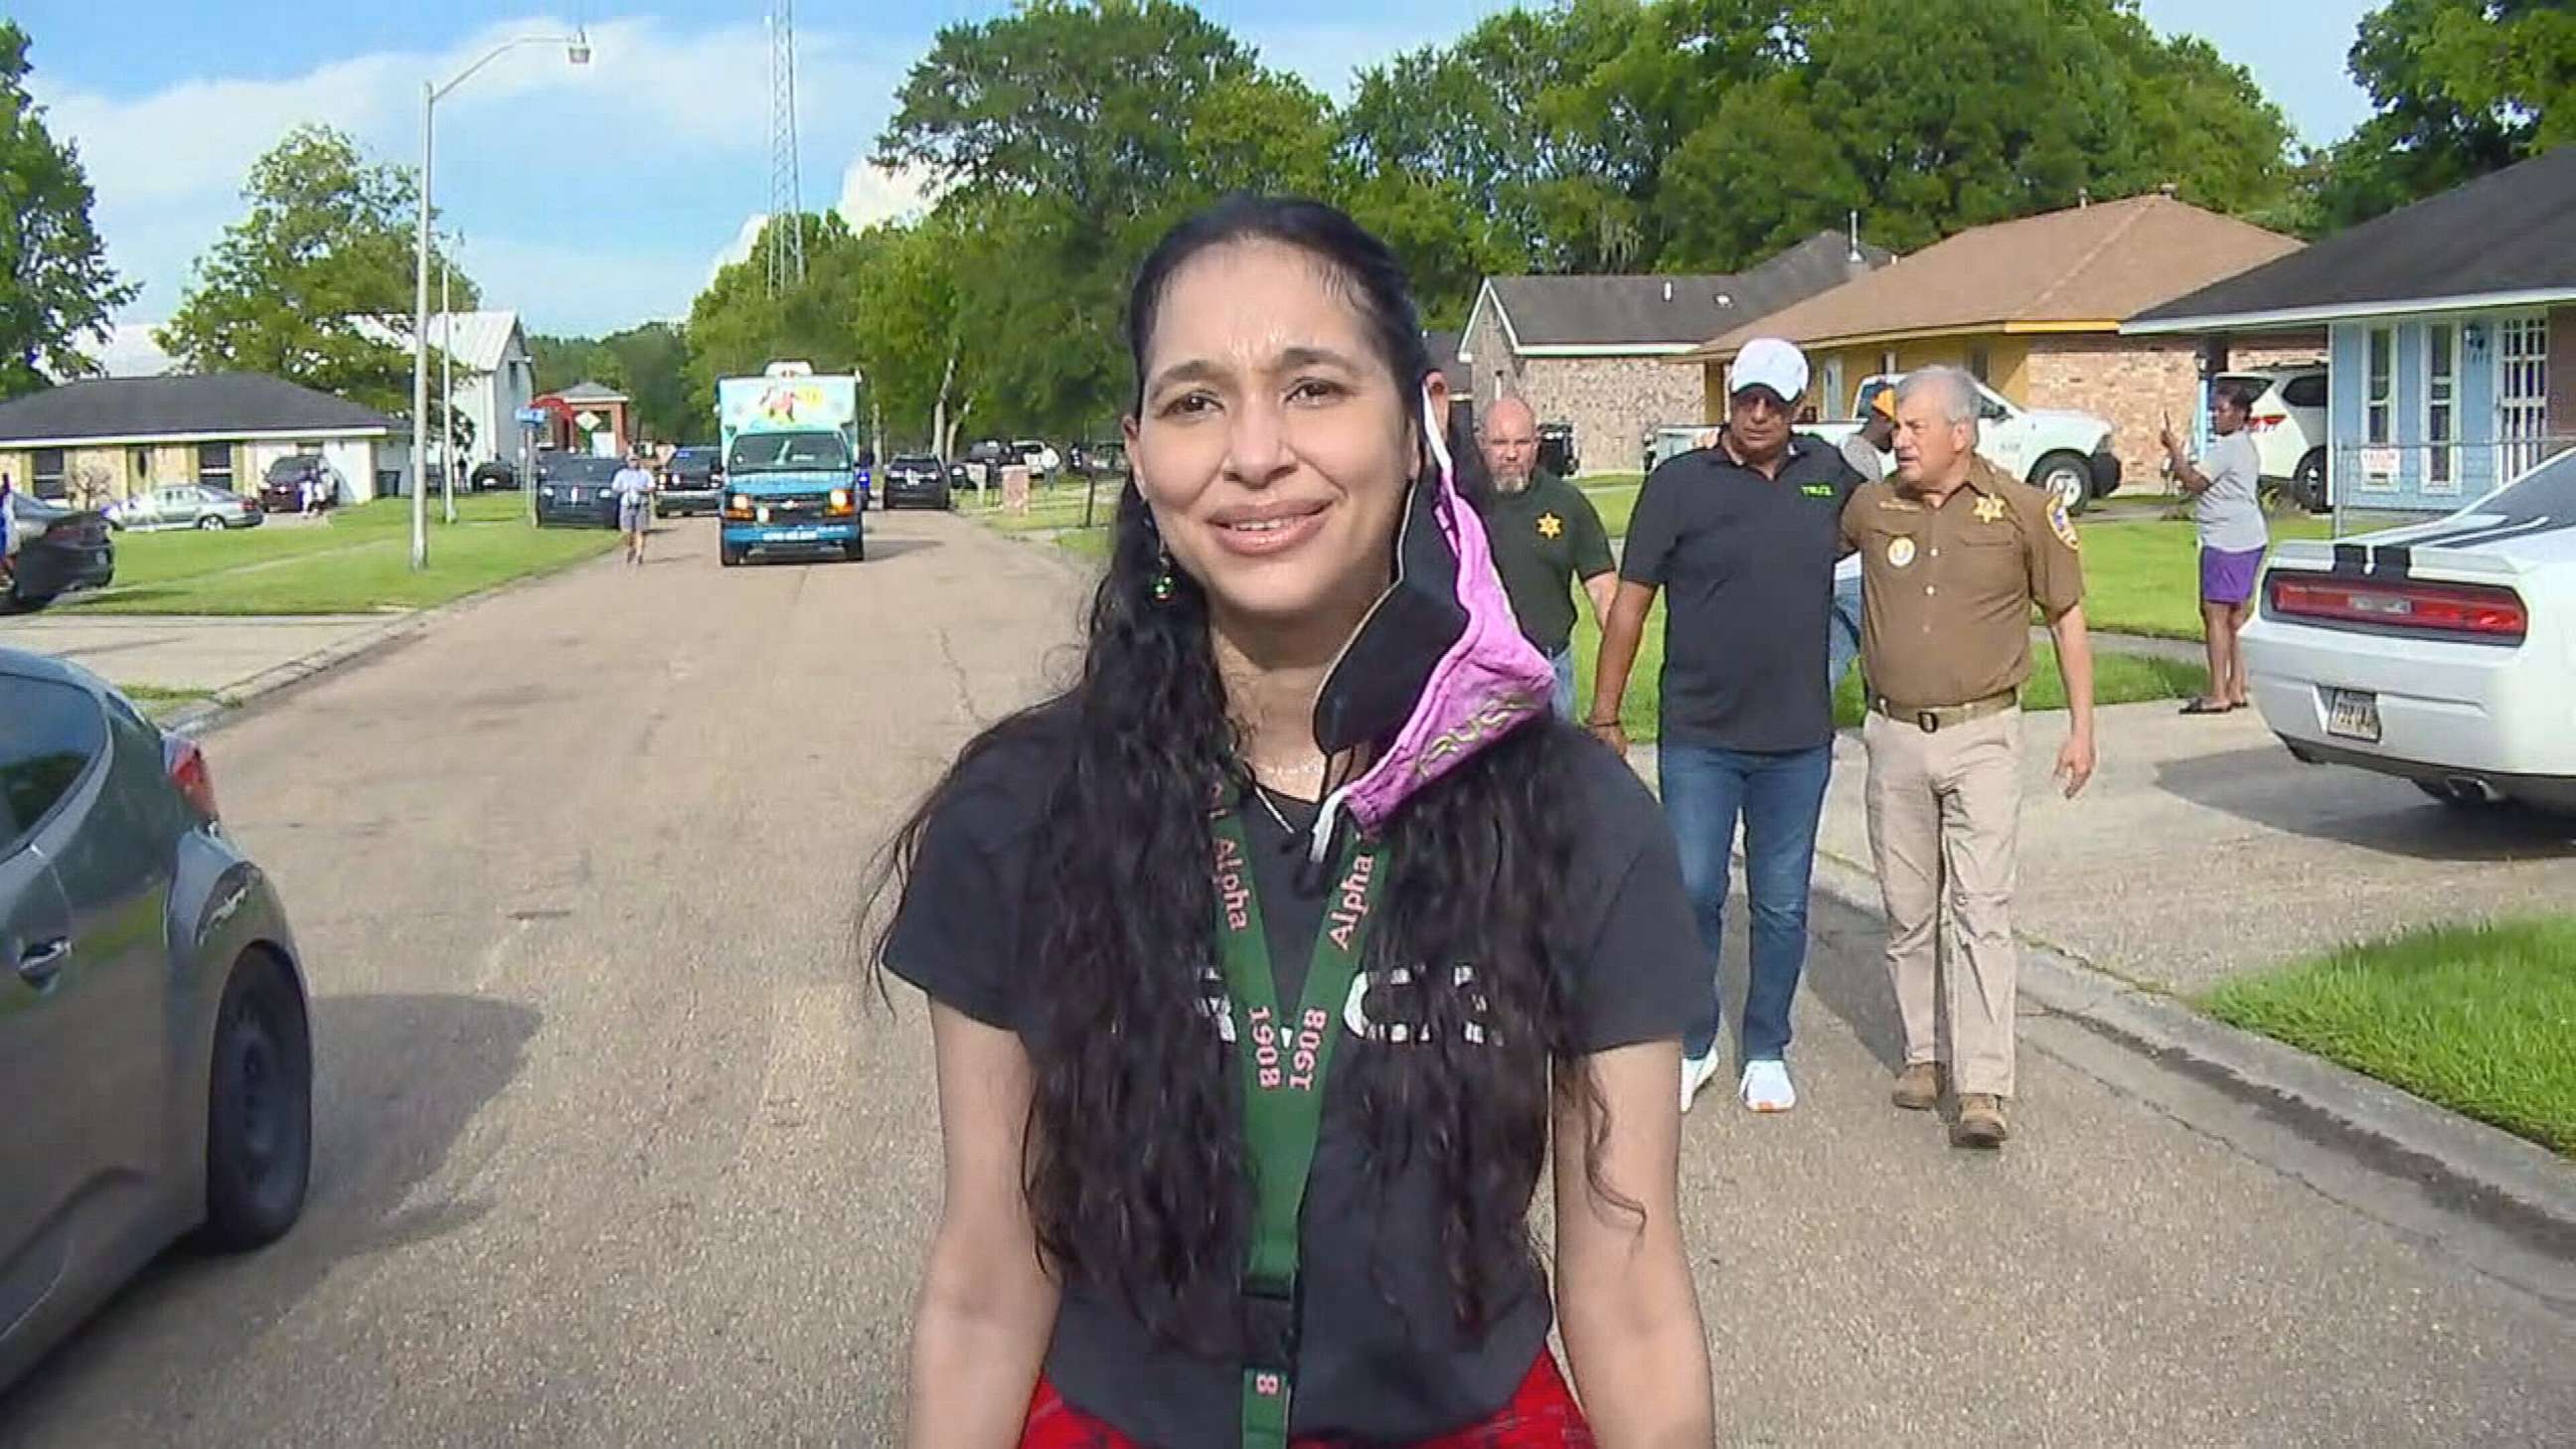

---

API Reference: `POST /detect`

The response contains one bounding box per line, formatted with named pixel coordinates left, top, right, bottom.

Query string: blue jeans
left=1548, top=646, right=1577, bottom=721
left=1829, top=571, right=1864, bottom=694
left=1660, top=741, right=1834, bottom=1063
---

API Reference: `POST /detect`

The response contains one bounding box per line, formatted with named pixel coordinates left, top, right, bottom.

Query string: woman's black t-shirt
left=884, top=707, right=1705, bottom=1446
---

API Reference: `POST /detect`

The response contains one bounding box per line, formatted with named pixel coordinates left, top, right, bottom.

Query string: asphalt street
left=0, top=510, right=2566, bottom=1447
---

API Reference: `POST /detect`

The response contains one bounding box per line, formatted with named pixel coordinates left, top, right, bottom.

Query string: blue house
left=2127, top=146, right=2575, bottom=512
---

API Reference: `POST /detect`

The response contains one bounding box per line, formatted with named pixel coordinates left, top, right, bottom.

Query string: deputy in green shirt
left=1474, top=397, right=1616, bottom=719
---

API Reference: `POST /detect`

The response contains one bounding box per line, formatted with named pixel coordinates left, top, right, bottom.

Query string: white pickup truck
left=1648, top=374, right=2125, bottom=513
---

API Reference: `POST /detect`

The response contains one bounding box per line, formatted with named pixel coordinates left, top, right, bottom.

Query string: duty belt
left=1870, top=689, right=2017, bottom=733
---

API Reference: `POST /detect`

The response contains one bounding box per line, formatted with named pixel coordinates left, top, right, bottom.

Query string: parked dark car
left=1070, top=441, right=1130, bottom=479
left=0, top=649, right=313, bottom=1392
left=534, top=454, right=625, bottom=529
left=4, top=494, right=115, bottom=614
left=1537, top=422, right=1578, bottom=479
left=255, top=454, right=342, bottom=514
left=469, top=458, right=520, bottom=491
left=881, top=454, right=953, bottom=511
left=656, top=447, right=724, bottom=518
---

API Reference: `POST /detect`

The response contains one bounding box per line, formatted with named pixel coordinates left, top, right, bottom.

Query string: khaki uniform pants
left=1861, top=707, right=2021, bottom=1097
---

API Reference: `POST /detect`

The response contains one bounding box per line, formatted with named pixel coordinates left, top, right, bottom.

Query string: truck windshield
left=728, top=431, right=850, bottom=473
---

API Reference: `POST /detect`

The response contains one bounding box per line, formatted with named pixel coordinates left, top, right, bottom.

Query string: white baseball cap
left=1727, top=337, right=1811, bottom=403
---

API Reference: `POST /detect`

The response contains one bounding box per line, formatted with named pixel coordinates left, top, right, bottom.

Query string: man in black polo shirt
left=1475, top=397, right=1616, bottom=717
left=1589, top=337, right=1864, bottom=1116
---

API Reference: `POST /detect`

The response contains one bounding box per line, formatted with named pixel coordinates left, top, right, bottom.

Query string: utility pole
left=766, top=0, right=806, bottom=293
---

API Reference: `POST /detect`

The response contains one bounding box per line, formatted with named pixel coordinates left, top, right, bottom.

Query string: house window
left=196, top=442, right=235, bottom=490
left=31, top=448, right=66, bottom=500
left=1968, top=347, right=1992, bottom=384
left=2364, top=326, right=2393, bottom=444
left=2497, top=313, right=2550, bottom=479
left=1821, top=357, right=1847, bottom=419
left=1879, top=349, right=1898, bottom=378
left=129, top=445, right=154, bottom=490
left=2425, top=322, right=2459, bottom=493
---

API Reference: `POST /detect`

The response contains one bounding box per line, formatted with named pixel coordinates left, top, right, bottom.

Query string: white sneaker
left=1739, top=1059, right=1797, bottom=1113
left=1680, top=1051, right=1723, bottom=1114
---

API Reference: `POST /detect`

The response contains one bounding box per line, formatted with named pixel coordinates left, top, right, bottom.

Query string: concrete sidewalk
left=0, top=613, right=397, bottom=694
left=1805, top=700, right=2576, bottom=996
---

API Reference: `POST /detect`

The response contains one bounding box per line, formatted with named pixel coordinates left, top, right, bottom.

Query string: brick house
left=1682, top=194, right=2307, bottom=487
left=0, top=374, right=397, bottom=507
left=1455, top=232, right=1891, bottom=475
left=2128, top=145, right=2576, bottom=511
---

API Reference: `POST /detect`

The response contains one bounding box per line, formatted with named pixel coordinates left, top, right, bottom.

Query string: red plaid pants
left=1019, top=1355, right=1592, bottom=1447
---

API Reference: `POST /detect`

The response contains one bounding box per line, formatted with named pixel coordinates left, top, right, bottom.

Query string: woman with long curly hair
left=880, top=196, right=1714, bottom=1447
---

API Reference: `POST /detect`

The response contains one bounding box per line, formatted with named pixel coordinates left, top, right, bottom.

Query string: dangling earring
left=1150, top=547, right=1178, bottom=603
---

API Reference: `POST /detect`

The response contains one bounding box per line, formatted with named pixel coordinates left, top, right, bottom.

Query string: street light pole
left=408, top=79, right=434, bottom=569
left=408, top=31, right=589, bottom=570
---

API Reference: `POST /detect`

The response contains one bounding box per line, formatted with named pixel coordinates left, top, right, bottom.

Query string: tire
left=2029, top=452, right=2091, bottom=516
left=843, top=536, right=866, bottom=563
left=721, top=544, right=743, bottom=567
left=2293, top=450, right=2328, bottom=513
left=197, top=515, right=226, bottom=531
left=196, top=953, right=312, bottom=1252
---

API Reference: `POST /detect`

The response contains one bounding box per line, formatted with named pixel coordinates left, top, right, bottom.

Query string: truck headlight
left=829, top=488, right=853, bottom=513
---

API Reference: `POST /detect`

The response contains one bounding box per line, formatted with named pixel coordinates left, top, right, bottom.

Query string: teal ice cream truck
left=717, top=363, right=866, bottom=566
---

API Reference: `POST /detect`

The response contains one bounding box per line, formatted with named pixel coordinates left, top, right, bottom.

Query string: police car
left=2241, top=448, right=2576, bottom=812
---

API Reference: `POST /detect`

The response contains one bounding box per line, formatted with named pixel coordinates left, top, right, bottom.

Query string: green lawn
left=1568, top=596, right=2204, bottom=742
left=113, top=683, right=217, bottom=722
left=2073, top=516, right=2334, bottom=640
left=65, top=494, right=619, bottom=615
left=2203, top=916, right=2576, bottom=1157
left=962, top=480, right=1124, bottom=534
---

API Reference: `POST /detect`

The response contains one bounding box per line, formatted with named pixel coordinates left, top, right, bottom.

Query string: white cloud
left=835, top=160, right=941, bottom=230
left=705, top=214, right=769, bottom=290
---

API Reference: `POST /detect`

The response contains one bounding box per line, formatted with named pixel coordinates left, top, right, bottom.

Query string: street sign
left=515, top=406, right=549, bottom=426
left=574, top=409, right=601, bottom=431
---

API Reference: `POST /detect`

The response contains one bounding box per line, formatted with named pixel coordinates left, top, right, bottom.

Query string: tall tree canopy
left=2311, top=0, right=2573, bottom=230
left=160, top=125, right=475, bottom=415
left=0, top=21, right=135, bottom=399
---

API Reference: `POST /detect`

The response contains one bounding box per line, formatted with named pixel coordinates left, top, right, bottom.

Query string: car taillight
left=2248, top=413, right=2286, bottom=432
left=164, top=734, right=222, bottom=822
left=2268, top=573, right=2527, bottom=642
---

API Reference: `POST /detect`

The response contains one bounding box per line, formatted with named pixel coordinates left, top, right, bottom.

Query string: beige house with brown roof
left=1682, top=193, right=2310, bottom=485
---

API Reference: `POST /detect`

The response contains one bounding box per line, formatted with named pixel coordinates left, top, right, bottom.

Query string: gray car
left=0, top=649, right=313, bottom=1391
left=103, top=484, right=265, bottom=533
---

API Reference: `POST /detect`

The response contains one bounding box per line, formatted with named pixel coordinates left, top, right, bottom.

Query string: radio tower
left=765, top=0, right=806, bottom=293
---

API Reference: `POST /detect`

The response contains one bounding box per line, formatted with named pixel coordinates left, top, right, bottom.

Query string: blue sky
left=14, top=1, right=2378, bottom=339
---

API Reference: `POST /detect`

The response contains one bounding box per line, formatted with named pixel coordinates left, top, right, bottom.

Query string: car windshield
left=550, top=456, right=622, bottom=483
left=264, top=456, right=317, bottom=482
left=2487, top=449, right=2576, bottom=516
left=892, top=455, right=940, bottom=470
left=669, top=450, right=717, bottom=478
left=729, top=431, right=850, bottom=473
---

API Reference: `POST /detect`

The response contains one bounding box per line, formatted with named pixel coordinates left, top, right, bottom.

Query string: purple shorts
left=2200, top=546, right=2264, bottom=605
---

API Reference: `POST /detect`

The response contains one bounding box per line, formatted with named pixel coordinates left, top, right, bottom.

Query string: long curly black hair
left=876, top=196, right=1618, bottom=1348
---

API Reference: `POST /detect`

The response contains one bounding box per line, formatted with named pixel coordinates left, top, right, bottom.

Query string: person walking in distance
left=1828, top=387, right=1899, bottom=693
left=1475, top=396, right=1616, bottom=719
left=1843, top=367, right=2098, bottom=1149
left=2161, top=378, right=2269, bottom=714
left=611, top=452, right=655, bottom=566
left=876, top=197, right=1713, bottom=1446
left=1590, top=337, right=1866, bottom=1116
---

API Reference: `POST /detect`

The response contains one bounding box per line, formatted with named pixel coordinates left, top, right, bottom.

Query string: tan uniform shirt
left=1841, top=458, right=2085, bottom=709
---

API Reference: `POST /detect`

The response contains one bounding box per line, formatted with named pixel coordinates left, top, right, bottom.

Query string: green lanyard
left=1209, top=811, right=1385, bottom=1449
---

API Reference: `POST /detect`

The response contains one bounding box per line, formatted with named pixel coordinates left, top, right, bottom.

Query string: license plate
left=2325, top=688, right=2381, bottom=742
left=772, top=528, right=819, bottom=542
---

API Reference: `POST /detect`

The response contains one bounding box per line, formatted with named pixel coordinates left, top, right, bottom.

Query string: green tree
left=529, top=332, right=613, bottom=396
left=0, top=22, right=136, bottom=398
left=2311, top=0, right=2573, bottom=229
left=597, top=322, right=695, bottom=445
left=159, top=124, right=475, bottom=414
left=1653, top=0, right=2295, bottom=270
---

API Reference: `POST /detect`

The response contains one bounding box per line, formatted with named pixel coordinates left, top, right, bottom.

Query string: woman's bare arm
left=907, top=1004, right=1060, bottom=1447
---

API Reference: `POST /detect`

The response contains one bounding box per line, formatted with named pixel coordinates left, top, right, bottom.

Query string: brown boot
left=1951, top=1093, right=2009, bottom=1149
left=1890, top=1061, right=1941, bottom=1111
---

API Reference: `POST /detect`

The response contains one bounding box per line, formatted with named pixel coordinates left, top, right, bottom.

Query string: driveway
left=0, top=613, right=392, bottom=694
left=1807, top=701, right=2576, bottom=996
left=0, top=513, right=2565, bottom=1445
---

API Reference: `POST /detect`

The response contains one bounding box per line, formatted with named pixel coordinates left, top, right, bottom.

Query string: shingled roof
left=2130, top=146, right=2576, bottom=331
left=0, top=374, right=395, bottom=446
left=1689, top=194, right=2299, bottom=361
left=1476, top=232, right=1894, bottom=353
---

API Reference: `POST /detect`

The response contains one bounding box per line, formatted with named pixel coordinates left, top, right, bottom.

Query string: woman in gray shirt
left=2161, top=378, right=2269, bottom=714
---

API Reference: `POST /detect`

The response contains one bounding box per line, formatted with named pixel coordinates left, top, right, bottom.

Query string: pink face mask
left=1302, top=387, right=1553, bottom=862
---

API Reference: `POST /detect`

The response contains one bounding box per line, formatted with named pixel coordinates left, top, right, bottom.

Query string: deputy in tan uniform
left=1841, top=366, right=2097, bottom=1150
